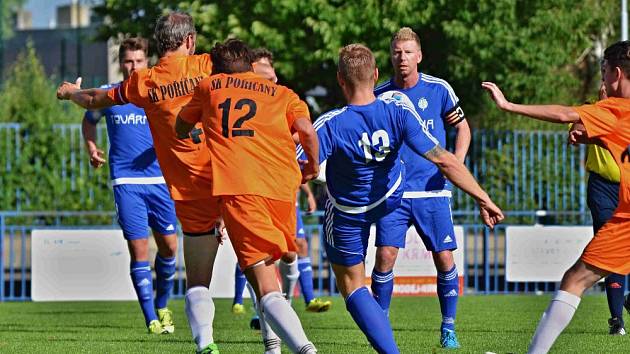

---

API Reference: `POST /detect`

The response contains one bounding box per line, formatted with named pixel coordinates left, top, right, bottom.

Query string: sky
left=23, top=0, right=101, bottom=29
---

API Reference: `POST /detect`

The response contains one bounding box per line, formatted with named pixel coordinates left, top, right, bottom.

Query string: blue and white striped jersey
left=297, top=95, right=438, bottom=221
left=374, top=73, right=462, bottom=195
left=84, top=83, right=165, bottom=185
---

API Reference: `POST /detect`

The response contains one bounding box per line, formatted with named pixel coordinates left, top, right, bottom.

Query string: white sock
left=260, top=291, right=316, bottom=353
left=279, top=259, right=300, bottom=303
left=258, top=303, right=281, bottom=354
left=185, top=286, right=215, bottom=350
left=528, top=290, right=581, bottom=354
left=246, top=281, right=258, bottom=311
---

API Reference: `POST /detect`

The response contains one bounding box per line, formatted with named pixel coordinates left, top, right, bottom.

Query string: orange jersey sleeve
left=179, top=78, right=210, bottom=124
left=573, top=99, right=619, bottom=139
left=286, top=94, right=310, bottom=129
left=106, top=70, right=146, bottom=107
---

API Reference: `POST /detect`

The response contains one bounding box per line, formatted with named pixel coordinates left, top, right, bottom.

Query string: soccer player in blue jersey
left=81, top=38, right=178, bottom=335
left=371, top=27, right=471, bottom=348
left=297, top=43, right=503, bottom=353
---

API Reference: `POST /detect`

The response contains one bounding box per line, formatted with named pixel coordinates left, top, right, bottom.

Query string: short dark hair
left=251, top=48, right=274, bottom=65
left=154, top=11, right=196, bottom=57
left=338, top=43, right=376, bottom=90
left=210, top=39, right=253, bottom=74
left=118, top=37, right=148, bottom=63
left=604, top=40, right=630, bottom=78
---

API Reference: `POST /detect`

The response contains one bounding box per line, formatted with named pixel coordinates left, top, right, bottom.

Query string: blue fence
left=3, top=210, right=627, bottom=302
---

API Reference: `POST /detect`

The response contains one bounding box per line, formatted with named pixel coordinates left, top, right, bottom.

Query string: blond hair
left=390, top=27, right=421, bottom=51
left=338, top=44, right=376, bottom=89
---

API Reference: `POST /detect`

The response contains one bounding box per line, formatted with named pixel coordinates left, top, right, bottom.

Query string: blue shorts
left=322, top=200, right=372, bottom=267
left=296, top=206, right=306, bottom=239
left=113, top=183, right=178, bottom=240
left=375, top=197, right=456, bottom=252
left=586, top=172, right=619, bottom=233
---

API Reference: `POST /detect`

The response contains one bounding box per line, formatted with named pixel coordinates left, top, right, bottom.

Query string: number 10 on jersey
left=358, top=129, right=391, bottom=163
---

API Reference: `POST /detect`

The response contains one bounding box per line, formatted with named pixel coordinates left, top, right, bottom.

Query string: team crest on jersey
left=418, top=97, right=428, bottom=111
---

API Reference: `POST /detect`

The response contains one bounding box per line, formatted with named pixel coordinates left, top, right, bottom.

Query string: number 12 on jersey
left=218, top=97, right=257, bottom=137
left=358, top=129, right=391, bottom=163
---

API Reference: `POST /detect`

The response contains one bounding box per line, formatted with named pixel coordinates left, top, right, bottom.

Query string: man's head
left=602, top=41, right=630, bottom=97
left=210, top=39, right=253, bottom=75
left=154, top=11, right=196, bottom=57
left=118, top=37, right=148, bottom=79
left=390, top=27, right=422, bottom=78
left=252, top=48, right=277, bottom=83
left=337, top=43, right=377, bottom=93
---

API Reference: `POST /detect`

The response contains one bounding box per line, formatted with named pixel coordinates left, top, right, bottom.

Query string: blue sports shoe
left=440, top=328, right=460, bottom=349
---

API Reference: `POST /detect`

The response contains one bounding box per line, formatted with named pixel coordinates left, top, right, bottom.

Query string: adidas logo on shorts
left=166, top=224, right=175, bottom=231
left=443, top=235, right=453, bottom=243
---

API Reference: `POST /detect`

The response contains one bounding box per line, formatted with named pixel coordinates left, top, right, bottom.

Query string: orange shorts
left=174, top=197, right=221, bottom=236
left=220, top=194, right=297, bottom=269
left=581, top=216, right=630, bottom=275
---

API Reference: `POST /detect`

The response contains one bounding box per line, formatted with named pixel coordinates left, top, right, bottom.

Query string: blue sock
left=437, top=265, right=459, bottom=331
left=130, top=261, right=158, bottom=326
left=371, top=269, right=394, bottom=315
left=605, top=273, right=626, bottom=321
left=346, top=286, right=399, bottom=354
left=234, top=263, right=246, bottom=305
left=298, top=257, right=315, bottom=304
left=154, top=254, right=176, bottom=310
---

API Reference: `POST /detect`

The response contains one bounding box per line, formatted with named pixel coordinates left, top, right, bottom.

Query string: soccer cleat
left=232, top=303, right=245, bottom=315
left=608, top=317, right=626, bottom=335
left=197, top=343, right=220, bottom=354
left=147, top=319, right=168, bottom=334
left=306, top=298, right=332, bottom=313
left=157, top=307, right=174, bottom=334
left=250, top=315, right=261, bottom=330
left=440, top=328, right=460, bottom=349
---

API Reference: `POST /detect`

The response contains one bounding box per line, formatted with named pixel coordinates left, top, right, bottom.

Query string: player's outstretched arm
left=56, top=77, right=115, bottom=110
left=481, top=81, right=581, bottom=124
left=293, top=117, right=319, bottom=184
left=423, top=145, right=504, bottom=228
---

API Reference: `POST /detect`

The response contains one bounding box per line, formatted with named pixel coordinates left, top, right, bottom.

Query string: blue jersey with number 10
left=298, top=94, right=438, bottom=222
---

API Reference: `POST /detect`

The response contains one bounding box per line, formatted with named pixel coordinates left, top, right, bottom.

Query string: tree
left=94, top=0, right=617, bottom=128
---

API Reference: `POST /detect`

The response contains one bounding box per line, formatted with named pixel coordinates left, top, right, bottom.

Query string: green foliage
left=0, top=0, right=25, bottom=40
left=94, top=0, right=617, bottom=125
left=0, top=43, right=112, bottom=211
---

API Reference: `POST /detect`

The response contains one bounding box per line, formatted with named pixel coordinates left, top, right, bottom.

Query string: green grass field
left=0, top=295, right=627, bottom=353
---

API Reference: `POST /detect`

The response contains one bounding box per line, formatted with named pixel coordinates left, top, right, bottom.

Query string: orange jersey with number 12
left=179, top=71, right=309, bottom=202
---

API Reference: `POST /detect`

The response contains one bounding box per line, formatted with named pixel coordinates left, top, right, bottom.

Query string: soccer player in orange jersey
left=176, top=39, right=319, bottom=354
left=482, top=40, right=630, bottom=354
left=57, top=12, right=220, bottom=354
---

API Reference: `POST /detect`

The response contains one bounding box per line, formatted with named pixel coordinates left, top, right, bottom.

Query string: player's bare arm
left=57, top=78, right=116, bottom=110
left=293, top=117, right=319, bottom=184
left=174, top=116, right=195, bottom=139
left=423, top=145, right=504, bottom=228
left=81, top=116, right=106, bottom=168
left=452, top=118, right=471, bottom=163
left=299, top=183, right=317, bottom=213
left=481, top=81, right=581, bottom=124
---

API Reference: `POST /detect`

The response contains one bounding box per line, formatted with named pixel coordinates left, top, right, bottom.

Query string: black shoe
left=249, top=316, right=261, bottom=330
left=608, top=317, right=626, bottom=335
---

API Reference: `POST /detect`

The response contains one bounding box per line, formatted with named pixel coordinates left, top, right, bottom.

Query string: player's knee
left=433, top=250, right=455, bottom=272
left=281, top=251, right=297, bottom=263
left=375, top=247, right=398, bottom=272
left=296, top=238, right=308, bottom=256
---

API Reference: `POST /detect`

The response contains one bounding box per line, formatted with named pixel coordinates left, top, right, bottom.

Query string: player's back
left=195, top=71, right=307, bottom=202
left=88, top=83, right=162, bottom=182
left=108, top=54, right=213, bottom=199
left=312, top=98, right=437, bottom=221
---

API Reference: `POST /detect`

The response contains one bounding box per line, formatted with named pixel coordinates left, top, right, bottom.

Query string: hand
left=567, top=123, right=587, bottom=146
left=477, top=198, right=504, bottom=229
left=56, top=77, right=82, bottom=100
left=306, top=193, right=317, bottom=214
left=299, top=159, right=319, bottom=184
left=481, top=82, right=511, bottom=111
left=88, top=148, right=106, bottom=168
left=213, top=217, right=227, bottom=244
